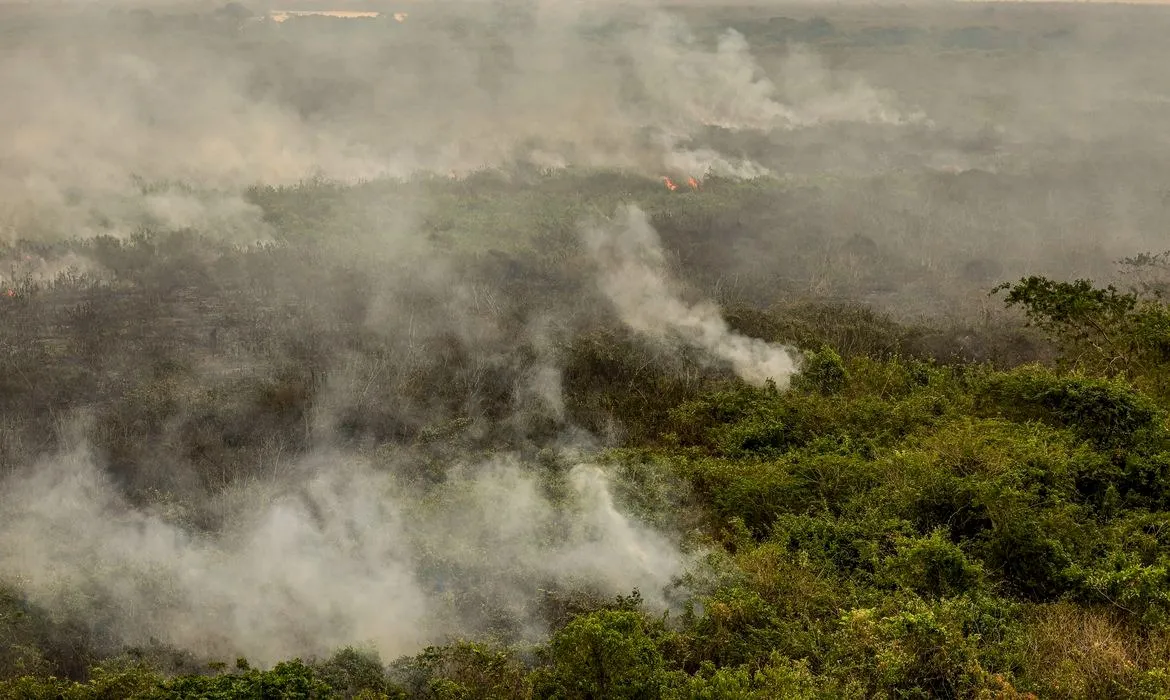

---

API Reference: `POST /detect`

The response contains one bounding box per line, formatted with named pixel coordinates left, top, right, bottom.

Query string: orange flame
left=687, top=177, right=700, bottom=191
left=663, top=176, right=678, bottom=191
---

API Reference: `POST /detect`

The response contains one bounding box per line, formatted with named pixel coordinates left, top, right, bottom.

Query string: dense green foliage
left=7, top=261, right=1170, bottom=696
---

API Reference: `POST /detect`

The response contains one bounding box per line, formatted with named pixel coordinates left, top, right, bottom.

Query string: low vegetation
left=1, top=170, right=1170, bottom=698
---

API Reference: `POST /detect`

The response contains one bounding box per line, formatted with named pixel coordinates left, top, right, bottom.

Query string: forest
left=3, top=1, right=1170, bottom=698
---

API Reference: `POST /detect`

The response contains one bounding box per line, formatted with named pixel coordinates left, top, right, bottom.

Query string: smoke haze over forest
left=3, top=0, right=1170, bottom=694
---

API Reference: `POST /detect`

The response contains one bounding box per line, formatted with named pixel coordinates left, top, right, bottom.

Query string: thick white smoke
left=627, top=15, right=917, bottom=133
left=0, top=6, right=920, bottom=243
left=0, top=438, right=686, bottom=665
left=582, top=204, right=801, bottom=387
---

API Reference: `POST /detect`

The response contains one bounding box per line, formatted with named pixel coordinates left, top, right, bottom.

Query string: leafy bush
left=315, top=648, right=391, bottom=699
left=665, top=655, right=859, bottom=699
left=531, top=610, right=674, bottom=700
left=389, top=642, right=528, bottom=700
left=794, top=345, right=848, bottom=395
left=830, top=598, right=991, bottom=699
left=155, top=660, right=331, bottom=699
left=978, top=365, right=1163, bottom=449
left=879, top=530, right=985, bottom=599
left=994, top=276, right=1170, bottom=384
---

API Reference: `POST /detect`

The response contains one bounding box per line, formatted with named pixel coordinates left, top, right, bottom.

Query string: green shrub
left=829, top=597, right=990, bottom=699
left=0, top=676, right=75, bottom=700
left=979, top=519, right=1075, bottom=602
left=994, top=275, right=1170, bottom=380
left=667, top=385, right=789, bottom=456
left=677, top=457, right=801, bottom=536
left=155, top=659, right=330, bottom=699
left=794, top=345, right=848, bottom=395
left=1065, top=551, right=1170, bottom=626
left=531, top=610, right=674, bottom=700
left=979, top=365, right=1163, bottom=449
left=771, top=512, right=912, bottom=579
left=678, top=587, right=787, bottom=669
left=315, top=647, right=390, bottom=699
left=665, top=655, right=860, bottom=699
left=389, top=643, right=528, bottom=700
left=879, top=530, right=984, bottom=599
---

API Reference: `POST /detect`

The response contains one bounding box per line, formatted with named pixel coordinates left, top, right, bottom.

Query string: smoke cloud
left=0, top=434, right=687, bottom=665
left=583, top=204, right=801, bottom=387
left=0, top=3, right=919, bottom=243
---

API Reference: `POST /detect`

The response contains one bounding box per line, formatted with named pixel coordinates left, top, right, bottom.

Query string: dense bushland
left=3, top=169, right=1170, bottom=699
left=7, top=0, right=1170, bottom=695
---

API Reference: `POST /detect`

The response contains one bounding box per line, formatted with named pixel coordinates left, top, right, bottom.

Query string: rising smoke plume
left=582, top=204, right=801, bottom=387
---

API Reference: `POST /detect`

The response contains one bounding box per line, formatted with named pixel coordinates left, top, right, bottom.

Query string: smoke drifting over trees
left=4, top=0, right=1170, bottom=696
left=0, top=1, right=920, bottom=242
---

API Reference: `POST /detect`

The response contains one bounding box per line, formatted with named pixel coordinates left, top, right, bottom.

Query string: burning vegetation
left=661, top=176, right=701, bottom=191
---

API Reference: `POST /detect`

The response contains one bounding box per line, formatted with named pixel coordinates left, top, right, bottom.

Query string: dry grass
left=1016, top=602, right=1170, bottom=699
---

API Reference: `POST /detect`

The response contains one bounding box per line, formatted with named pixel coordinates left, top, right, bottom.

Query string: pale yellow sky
left=962, top=0, right=1170, bottom=4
